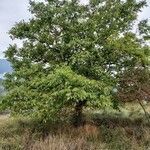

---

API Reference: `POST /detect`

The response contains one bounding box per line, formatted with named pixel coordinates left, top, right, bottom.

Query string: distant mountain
left=0, top=59, right=12, bottom=74
left=0, top=59, right=12, bottom=79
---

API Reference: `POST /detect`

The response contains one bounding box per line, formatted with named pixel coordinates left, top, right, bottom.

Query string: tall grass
left=0, top=114, right=150, bottom=150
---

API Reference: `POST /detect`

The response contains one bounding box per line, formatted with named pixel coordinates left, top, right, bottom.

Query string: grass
left=30, top=123, right=150, bottom=150
left=0, top=103, right=150, bottom=150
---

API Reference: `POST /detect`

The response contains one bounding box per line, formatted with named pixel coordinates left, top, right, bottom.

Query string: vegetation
left=0, top=0, right=150, bottom=149
left=0, top=79, right=3, bottom=95
left=0, top=107, right=150, bottom=150
left=1, top=0, right=150, bottom=124
left=0, top=79, right=4, bottom=104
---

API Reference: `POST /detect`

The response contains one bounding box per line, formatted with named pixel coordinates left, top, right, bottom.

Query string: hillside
left=0, top=59, right=12, bottom=80
left=0, top=59, right=12, bottom=74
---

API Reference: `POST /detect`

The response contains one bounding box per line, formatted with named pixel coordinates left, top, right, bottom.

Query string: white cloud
left=80, top=0, right=89, bottom=5
left=0, top=0, right=31, bottom=58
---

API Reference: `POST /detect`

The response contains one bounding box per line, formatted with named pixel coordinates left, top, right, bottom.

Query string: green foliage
left=2, top=0, right=150, bottom=122
left=0, top=80, right=5, bottom=111
left=0, top=80, right=3, bottom=95
left=2, top=66, right=113, bottom=121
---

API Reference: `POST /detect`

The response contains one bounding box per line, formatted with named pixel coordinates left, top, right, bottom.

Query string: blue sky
left=0, top=0, right=150, bottom=59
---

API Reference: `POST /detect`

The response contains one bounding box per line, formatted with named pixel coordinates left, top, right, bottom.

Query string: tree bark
left=137, top=99, right=150, bottom=123
left=73, top=100, right=87, bottom=127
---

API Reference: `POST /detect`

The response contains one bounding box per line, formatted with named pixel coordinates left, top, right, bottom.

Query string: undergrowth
left=0, top=113, right=150, bottom=150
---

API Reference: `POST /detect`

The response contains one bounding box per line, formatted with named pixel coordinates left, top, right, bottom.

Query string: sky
left=0, top=0, right=150, bottom=59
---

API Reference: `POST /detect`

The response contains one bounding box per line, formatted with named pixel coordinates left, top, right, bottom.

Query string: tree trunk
left=137, top=99, right=150, bottom=123
left=73, top=100, right=87, bottom=127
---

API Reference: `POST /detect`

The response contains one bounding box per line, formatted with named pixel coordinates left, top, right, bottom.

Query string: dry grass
left=30, top=123, right=150, bottom=150
left=30, top=123, right=106, bottom=150
left=31, top=136, right=106, bottom=150
left=0, top=114, right=10, bottom=122
left=0, top=106, right=150, bottom=150
left=31, top=133, right=105, bottom=150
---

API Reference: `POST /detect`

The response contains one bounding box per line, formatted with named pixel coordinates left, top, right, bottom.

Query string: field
left=0, top=103, right=150, bottom=150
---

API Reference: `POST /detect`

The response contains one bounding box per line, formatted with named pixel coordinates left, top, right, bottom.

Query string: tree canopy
left=1, top=0, right=150, bottom=122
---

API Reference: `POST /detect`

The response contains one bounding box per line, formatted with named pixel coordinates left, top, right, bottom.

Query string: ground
left=0, top=103, right=150, bottom=150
